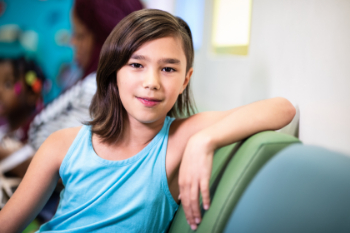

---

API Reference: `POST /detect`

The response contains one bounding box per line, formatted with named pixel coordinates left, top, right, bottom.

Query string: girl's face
left=117, top=36, right=193, bottom=124
left=0, top=61, right=20, bottom=118
left=71, top=12, right=95, bottom=71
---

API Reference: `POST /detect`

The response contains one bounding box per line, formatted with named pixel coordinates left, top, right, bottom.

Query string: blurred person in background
left=0, top=57, right=45, bottom=177
left=0, top=57, right=45, bottom=209
left=28, top=0, right=143, bottom=152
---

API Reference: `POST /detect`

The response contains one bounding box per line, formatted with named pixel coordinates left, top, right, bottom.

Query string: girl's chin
left=131, top=114, right=166, bottom=125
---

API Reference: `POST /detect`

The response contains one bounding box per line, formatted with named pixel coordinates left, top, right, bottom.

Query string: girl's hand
left=178, top=133, right=215, bottom=231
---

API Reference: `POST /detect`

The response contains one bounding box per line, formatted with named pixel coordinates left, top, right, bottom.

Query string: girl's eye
left=162, top=67, right=176, bottom=72
left=130, top=63, right=143, bottom=68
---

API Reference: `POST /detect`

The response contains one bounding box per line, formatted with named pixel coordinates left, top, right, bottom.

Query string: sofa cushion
left=224, top=144, right=350, bottom=233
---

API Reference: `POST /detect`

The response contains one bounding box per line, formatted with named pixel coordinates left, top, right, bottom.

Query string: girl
left=0, top=9, right=295, bottom=232
left=0, top=57, right=45, bottom=178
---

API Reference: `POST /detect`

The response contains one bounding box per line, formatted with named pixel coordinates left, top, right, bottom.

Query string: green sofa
left=224, top=144, right=350, bottom=233
left=168, top=131, right=301, bottom=233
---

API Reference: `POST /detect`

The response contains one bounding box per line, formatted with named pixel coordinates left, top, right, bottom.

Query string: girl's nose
left=142, top=71, right=160, bottom=90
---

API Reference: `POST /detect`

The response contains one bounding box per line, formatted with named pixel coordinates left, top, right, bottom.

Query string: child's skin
left=0, top=61, right=21, bottom=129
left=0, top=61, right=39, bottom=133
left=0, top=61, right=39, bottom=177
left=0, top=61, right=19, bottom=159
left=0, top=36, right=295, bottom=232
left=0, top=61, right=29, bottom=161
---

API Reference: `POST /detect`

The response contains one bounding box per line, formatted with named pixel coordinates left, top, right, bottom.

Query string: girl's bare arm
left=174, top=97, right=296, bottom=229
left=0, top=128, right=79, bottom=233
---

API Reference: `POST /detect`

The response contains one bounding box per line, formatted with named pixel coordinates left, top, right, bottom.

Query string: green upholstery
left=168, top=142, right=239, bottom=233
left=224, top=145, right=350, bottom=233
left=22, top=219, right=40, bottom=233
left=168, top=131, right=301, bottom=233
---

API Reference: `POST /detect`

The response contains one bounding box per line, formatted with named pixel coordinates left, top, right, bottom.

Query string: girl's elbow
left=276, top=97, right=296, bottom=125
left=288, top=104, right=296, bottom=121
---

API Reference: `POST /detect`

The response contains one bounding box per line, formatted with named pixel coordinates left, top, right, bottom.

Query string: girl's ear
left=180, top=67, right=193, bottom=94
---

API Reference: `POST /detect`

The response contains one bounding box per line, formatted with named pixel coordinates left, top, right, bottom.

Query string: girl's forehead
left=131, top=36, right=186, bottom=61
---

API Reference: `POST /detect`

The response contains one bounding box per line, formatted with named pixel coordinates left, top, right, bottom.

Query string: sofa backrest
left=168, top=131, right=301, bottom=233
left=224, top=144, right=350, bottom=233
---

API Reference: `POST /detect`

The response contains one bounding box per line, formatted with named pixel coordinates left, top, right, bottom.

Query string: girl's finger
left=180, top=179, right=195, bottom=229
left=190, top=180, right=201, bottom=227
left=200, top=178, right=210, bottom=210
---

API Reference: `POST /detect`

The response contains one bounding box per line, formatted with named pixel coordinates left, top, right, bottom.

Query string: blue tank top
left=38, top=116, right=178, bottom=232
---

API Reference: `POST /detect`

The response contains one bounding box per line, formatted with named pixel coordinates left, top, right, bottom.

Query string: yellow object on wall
left=212, top=0, right=252, bottom=55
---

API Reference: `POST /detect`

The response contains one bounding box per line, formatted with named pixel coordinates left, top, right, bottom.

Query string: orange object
left=32, top=79, right=42, bottom=93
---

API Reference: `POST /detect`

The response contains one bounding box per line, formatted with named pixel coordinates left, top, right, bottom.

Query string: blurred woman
left=29, top=0, right=143, bottom=152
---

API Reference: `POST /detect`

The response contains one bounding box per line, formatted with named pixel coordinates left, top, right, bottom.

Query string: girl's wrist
left=189, top=131, right=217, bottom=153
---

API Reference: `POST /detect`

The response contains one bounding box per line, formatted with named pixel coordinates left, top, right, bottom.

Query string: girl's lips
left=136, top=97, right=161, bottom=107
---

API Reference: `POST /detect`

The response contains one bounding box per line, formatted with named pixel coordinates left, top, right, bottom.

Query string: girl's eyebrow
left=130, top=54, right=148, bottom=61
left=130, top=54, right=180, bottom=65
left=158, top=58, right=180, bottom=65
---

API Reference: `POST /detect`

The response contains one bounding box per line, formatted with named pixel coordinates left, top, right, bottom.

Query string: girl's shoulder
left=48, top=126, right=82, bottom=144
left=40, top=126, right=82, bottom=167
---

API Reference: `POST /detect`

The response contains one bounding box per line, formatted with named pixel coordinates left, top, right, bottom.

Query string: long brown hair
left=87, top=9, right=196, bottom=144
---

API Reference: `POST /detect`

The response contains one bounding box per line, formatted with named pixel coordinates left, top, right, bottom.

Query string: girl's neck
left=92, top=115, right=167, bottom=161
left=118, top=116, right=166, bottom=148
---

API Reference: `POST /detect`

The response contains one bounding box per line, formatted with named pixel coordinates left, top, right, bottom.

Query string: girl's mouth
left=136, top=97, right=162, bottom=107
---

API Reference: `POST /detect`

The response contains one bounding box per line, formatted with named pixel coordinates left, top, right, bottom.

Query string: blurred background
left=0, top=0, right=74, bottom=103
left=0, top=0, right=349, bottom=155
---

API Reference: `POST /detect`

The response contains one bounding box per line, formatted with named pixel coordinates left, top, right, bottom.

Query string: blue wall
left=0, top=0, right=74, bottom=103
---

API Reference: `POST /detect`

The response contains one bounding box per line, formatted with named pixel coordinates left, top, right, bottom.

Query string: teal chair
left=224, top=144, right=350, bottom=233
left=168, top=131, right=301, bottom=233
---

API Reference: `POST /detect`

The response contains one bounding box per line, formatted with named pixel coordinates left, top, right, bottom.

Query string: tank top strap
left=59, top=125, right=90, bottom=180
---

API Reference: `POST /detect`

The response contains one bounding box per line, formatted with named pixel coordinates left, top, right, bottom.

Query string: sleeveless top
left=38, top=116, right=178, bottom=233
